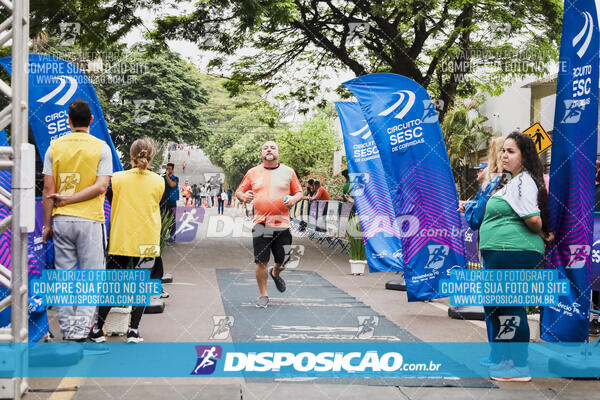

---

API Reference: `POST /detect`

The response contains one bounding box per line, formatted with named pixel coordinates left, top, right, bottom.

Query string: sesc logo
left=349, top=121, right=372, bottom=140
left=191, top=345, right=222, bottom=375
left=573, top=11, right=594, bottom=58
left=37, top=76, right=79, bottom=106
left=378, top=90, right=416, bottom=120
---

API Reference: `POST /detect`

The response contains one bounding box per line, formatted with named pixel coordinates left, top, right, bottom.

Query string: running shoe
left=269, top=267, right=286, bottom=293
left=160, top=290, right=170, bottom=299
left=256, top=296, right=269, bottom=308
left=491, top=366, right=532, bottom=382
left=127, top=329, right=144, bottom=343
left=88, top=327, right=106, bottom=343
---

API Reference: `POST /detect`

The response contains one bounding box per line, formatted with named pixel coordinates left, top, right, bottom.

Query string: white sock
left=129, top=328, right=138, bottom=334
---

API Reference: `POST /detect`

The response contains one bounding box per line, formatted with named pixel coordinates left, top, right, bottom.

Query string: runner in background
left=236, top=141, right=303, bottom=308
left=181, top=180, right=192, bottom=206
left=90, top=138, right=165, bottom=343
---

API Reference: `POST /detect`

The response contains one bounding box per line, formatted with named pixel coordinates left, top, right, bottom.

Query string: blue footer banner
left=343, top=73, right=466, bottom=301
left=542, top=0, right=599, bottom=342
left=335, top=102, right=403, bottom=272
left=2, top=342, right=600, bottom=378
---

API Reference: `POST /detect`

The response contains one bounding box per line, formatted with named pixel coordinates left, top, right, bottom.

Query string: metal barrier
left=290, top=200, right=353, bottom=253
left=0, top=1, right=31, bottom=398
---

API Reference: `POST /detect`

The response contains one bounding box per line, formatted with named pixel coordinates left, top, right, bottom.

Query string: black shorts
left=252, top=224, right=292, bottom=265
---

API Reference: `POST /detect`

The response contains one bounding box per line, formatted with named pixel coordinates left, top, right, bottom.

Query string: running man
left=236, top=141, right=303, bottom=308
left=181, top=180, right=192, bottom=206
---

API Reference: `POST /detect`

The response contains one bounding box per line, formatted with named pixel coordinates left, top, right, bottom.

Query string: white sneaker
left=491, top=366, right=532, bottom=382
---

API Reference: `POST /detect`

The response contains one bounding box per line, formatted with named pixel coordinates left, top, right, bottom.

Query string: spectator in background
left=227, top=187, right=233, bottom=207
left=340, top=169, right=354, bottom=203
left=310, top=180, right=330, bottom=201
left=200, top=184, right=208, bottom=207
left=160, top=162, right=179, bottom=225
left=217, top=185, right=226, bottom=215
left=303, top=179, right=315, bottom=199
left=479, top=131, right=553, bottom=382
left=192, top=184, right=200, bottom=207
left=210, top=183, right=219, bottom=208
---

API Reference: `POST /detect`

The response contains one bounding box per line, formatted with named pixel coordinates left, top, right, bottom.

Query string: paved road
left=26, top=148, right=600, bottom=399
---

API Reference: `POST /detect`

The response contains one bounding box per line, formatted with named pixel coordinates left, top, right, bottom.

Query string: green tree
left=203, top=106, right=283, bottom=186
left=97, top=50, right=209, bottom=163
left=222, top=132, right=276, bottom=187
left=278, top=114, right=338, bottom=177
left=442, top=101, right=494, bottom=198
left=22, top=0, right=161, bottom=51
left=151, top=0, right=562, bottom=117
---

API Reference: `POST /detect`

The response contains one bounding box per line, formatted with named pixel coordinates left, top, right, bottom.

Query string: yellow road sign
left=523, top=122, right=551, bottom=153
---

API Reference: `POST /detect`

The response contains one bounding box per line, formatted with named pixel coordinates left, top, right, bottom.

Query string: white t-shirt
left=492, top=171, right=540, bottom=218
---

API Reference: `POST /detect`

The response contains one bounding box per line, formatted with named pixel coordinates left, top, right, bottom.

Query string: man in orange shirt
left=310, top=180, right=330, bottom=201
left=236, top=141, right=303, bottom=308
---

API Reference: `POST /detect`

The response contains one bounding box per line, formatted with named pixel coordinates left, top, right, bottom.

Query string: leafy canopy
left=151, top=0, right=563, bottom=116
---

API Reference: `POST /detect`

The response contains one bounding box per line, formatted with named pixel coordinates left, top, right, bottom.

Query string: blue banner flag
left=335, top=102, right=403, bottom=272
left=343, top=73, right=466, bottom=301
left=542, top=0, right=599, bottom=342
left=0, top=54, right=122, bottom=172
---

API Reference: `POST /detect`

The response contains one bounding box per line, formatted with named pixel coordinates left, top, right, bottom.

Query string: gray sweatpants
left=52, top=218, right=106, bottom=340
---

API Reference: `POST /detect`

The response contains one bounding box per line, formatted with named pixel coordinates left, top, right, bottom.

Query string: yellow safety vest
left=51, top=131, right=106, bottom=222
left=108, top=168, right=165, bottom=257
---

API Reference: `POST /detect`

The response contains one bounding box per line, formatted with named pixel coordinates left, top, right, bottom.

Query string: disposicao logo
left=191, top=345, right=222, bottom=375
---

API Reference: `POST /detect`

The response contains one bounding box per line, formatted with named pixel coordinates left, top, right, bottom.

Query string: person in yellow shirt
left=42, top=99, right=112, bottom=341
left=88, top=138, right=165, bottom=343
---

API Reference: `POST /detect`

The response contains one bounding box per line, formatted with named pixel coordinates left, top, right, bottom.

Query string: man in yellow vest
left=42, top=99, right=113, bottom=341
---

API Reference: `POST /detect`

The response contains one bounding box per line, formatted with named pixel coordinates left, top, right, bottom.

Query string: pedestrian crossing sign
left=523, top=122, right=551, bottom=153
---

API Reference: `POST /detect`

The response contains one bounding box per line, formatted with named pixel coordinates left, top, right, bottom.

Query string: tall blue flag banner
left=0, top=54, right=122, bottom=172
left=335, top=102, right=403, bottom=272
left=344, top=73, right=466, bottom=301
left=542, top=0, right=599, bottom=342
